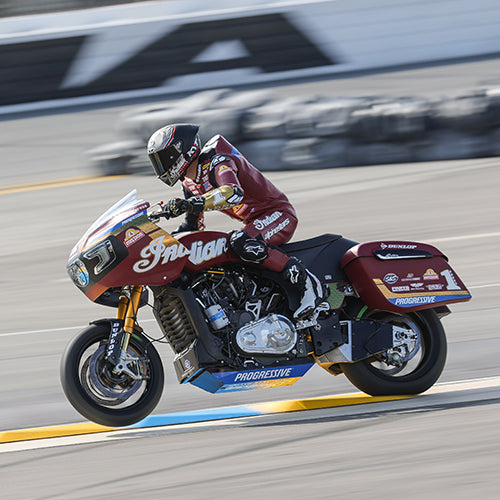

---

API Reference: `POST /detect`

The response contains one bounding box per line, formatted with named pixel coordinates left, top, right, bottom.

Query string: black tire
left=60, top=323, right=164, bottom=427
left=341, top=309, right=446, bottom=396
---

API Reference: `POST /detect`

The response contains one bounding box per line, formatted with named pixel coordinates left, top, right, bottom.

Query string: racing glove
left=165, top=196, right=205, bottom=218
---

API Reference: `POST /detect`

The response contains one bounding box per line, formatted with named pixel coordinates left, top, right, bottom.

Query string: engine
left=190, top=267, right=307, bottom=365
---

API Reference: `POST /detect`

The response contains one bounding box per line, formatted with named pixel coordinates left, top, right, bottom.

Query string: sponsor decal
left=232, top=203, right=248, bottom=216
left=402, top=273, right=421, bottom=282
left=218, top=165, right=232, bottom=174
left=187, top=143, right=199, bottom=158
left=392, top=285, right=410, bottom=292
left=264, top=218, right=290, bottom=240
left=234, top=367, right=293, bottom=382
left=427, top=284, right=444, bottom=291
left=212, top=364, right=314, bottom=391
left=423, top=268, right=439, bottom=280
left=124, top=228, right=145, bottom=247
left=383, top=273, right=399, bottom=284
left=133, top=236, right=228, bottom=273
left=410, top=282, right=424, bottom=288
left=381, top=243, right=417, bottom=249
left=106, top=320, right=123, bottom=360
left=395, top=296, right=436, bottom=305
left=121, top=212, right=144, bottom=226
left=253, top=211, right=283, bottom=231
left=211, top=154, right=229, bottom=167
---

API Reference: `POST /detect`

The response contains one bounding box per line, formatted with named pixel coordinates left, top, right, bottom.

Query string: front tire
left=341, top=309, right=446, bottom=395
left=60, top=323, right=164, bottom=427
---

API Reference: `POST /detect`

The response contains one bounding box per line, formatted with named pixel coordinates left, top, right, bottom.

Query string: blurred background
left=1, top=1, right=500, bottom=499
left=0, top=0, right=144, bottom=16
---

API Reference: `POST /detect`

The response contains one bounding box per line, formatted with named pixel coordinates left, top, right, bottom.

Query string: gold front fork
left=116, top=285, right=144, bottom=352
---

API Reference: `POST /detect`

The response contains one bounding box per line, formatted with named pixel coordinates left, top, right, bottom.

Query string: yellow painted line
left=0, top=174, right=130, bottom=194
left=0, top=393, right=412, bottom=445
left=0, top=422, right=115, bottom=444
left=250, top=393, right=414, bottom=413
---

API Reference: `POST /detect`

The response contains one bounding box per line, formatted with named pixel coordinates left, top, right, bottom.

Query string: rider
left=147, top=123, right=324, bottom=320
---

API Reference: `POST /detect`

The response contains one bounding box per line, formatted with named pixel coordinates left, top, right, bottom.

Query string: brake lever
left=149, top=201, right=172, bottom=222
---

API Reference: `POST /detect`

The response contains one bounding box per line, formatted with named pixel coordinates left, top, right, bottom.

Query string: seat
left=281, top=233, right=358, bottom=282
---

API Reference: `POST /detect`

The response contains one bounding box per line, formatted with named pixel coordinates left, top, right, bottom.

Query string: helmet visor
left=148, top=145, right=187, bottom=186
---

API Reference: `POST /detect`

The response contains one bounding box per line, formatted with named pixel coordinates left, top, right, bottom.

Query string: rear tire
left=60, top=323, right=164, bottom=427
left=341, top=309, right=446, bottom=395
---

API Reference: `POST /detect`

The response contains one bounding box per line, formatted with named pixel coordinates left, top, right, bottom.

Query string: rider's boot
left=283, top=257, right=324, bottom=319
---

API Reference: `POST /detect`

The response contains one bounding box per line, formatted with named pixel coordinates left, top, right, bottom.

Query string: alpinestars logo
left=245, top=242, right=266, bottom=257
left=288, top=264, right=300, bottom=285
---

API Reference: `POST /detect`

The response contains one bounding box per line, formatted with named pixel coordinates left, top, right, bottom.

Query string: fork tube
left=121, top=285, right=144, bottom=351
left=116, top=294, right=129, bottom=321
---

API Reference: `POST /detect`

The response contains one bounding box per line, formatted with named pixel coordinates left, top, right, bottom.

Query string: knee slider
left=230, top=230, right=269, bottom=264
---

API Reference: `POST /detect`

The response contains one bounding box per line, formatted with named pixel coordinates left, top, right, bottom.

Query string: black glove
left=164, top=196, right=205, bottom=219
left=164, top=198, right=189, bottom=218
left=185, top=195, right=205, bottom=216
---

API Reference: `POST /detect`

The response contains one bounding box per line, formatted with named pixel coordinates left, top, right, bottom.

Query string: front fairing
left=67, top=190, right=177, bottom=301
left=67, top=190, right=241, bottom=302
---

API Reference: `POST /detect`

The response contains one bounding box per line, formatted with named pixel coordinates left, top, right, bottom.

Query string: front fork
left=108, top=285, right=145, bottom=380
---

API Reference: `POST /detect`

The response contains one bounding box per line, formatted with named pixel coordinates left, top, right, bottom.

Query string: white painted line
left=1, top=376, right=499, bottom=454
left=428, top=232, right=500, bottom=243
left=0, top=319, right=157, bottom=337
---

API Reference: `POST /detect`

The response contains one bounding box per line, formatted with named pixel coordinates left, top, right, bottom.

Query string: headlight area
left=67, top=258, right=90, bottom=288
left=67, top=236, right=128, bottom=291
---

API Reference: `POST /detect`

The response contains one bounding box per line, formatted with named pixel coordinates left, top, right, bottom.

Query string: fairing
left=67, top=190, right=241, bottom=302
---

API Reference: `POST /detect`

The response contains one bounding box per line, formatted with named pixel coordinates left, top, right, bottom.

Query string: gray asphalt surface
left=1, top=59, right=500, bottom=499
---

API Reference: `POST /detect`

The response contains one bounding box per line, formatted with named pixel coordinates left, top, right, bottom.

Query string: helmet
left=147, top=124, right=201, bottom=186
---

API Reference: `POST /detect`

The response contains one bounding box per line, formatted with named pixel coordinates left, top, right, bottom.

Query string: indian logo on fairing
left=133, top=236, right=228, bottom=273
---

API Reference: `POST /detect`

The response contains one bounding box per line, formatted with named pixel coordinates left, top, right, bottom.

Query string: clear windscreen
left=70, top=190, right=149, bottom=257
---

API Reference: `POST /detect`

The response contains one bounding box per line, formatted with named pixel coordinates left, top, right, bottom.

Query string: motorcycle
left=61, top=190, right=471, bottom=427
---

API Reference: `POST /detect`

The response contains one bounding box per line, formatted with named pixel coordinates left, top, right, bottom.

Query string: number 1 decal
left=440, top=269, right=461, bottom=290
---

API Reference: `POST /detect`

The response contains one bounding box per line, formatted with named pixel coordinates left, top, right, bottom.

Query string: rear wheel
left=60, top=323, right=164, bottom=427
left=341, top=309, right=446, bottom=395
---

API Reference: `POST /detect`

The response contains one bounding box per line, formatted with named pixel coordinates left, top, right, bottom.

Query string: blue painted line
left=128, top=406, right=264, bottom=429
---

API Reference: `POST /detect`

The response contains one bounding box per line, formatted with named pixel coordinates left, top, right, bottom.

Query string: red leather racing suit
left=181, top=135, right=297, bottom=272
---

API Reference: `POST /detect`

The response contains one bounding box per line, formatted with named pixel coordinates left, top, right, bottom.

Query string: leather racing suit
left=177, top=134, right=323, bottom=319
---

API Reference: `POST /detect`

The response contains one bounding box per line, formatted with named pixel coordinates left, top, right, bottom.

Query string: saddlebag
left=341, top=241, right=471, bottom=312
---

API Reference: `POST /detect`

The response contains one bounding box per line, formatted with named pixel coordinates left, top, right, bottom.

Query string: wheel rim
left=367, top=313, right=427, bottom=378
left=79, top=340, right=151, bottom=409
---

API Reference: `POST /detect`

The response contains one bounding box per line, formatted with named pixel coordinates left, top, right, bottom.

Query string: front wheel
left=341, top=309, right=446, bottom=396
left=60, top=323, right=164, bottom=427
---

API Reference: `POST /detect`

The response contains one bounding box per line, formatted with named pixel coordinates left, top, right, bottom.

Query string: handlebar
left=149, top=207, right=173, bottom=222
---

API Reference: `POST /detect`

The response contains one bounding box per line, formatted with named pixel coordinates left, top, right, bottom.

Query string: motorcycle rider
left=147, top=123, right=325, bottom=320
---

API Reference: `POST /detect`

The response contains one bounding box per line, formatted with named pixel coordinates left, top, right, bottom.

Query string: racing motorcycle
left=61, top=190, right=471, bottom=427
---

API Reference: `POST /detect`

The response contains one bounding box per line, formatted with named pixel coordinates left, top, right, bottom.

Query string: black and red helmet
left=147, top=124, right=201, bottom=186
